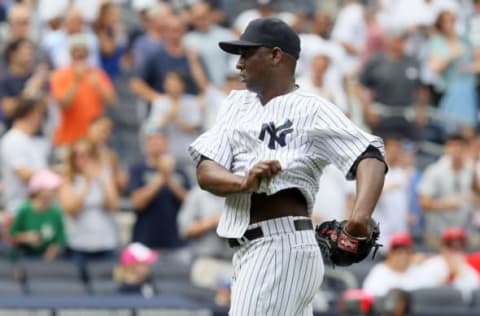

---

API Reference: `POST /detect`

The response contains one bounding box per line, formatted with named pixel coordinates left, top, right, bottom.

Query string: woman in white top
left=59, top=138, right=120, bottom=270
left=148, top=71, right=202, bottom=180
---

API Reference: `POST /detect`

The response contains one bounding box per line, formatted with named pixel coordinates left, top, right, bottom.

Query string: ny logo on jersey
left=258, top=119, right=294, bottom=149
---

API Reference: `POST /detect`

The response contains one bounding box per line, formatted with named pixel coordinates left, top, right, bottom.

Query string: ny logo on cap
left=258, top=119, right=293, bottom=150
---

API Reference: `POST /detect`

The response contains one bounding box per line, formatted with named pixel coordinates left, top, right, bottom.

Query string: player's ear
left=271, top=47, right=283, bottom=65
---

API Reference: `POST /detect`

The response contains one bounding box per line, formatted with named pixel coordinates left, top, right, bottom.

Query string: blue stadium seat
left=155, top=280, right=215, bottom=303
left=86, top=260, right=116, bottom=280
left=0, top=281, right=23, bottom=296
left=411, top=287, right=464, bottom=309
left=27, top=280, right=87, bottom=296
left=20, top=260, right=80, bottom=280
left=91, top=280, right=119, bottom=295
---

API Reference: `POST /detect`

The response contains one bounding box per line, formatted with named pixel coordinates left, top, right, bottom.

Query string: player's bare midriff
left=249, top=188, right=308, bottom=224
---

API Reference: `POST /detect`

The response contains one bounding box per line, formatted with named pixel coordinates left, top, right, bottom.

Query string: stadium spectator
left=1, top=97, right=49, bottom=215
left=59, top=139, right=120, bottom=270
left=419, top=134, right=474, bottom=248
left=428, top=9, right=478, bottom=135
left=0, top=4, right=35, bottom=51
left=50, top=34, right=116, bottom=148
left=0, top=38, right=49, bottom=130
left=297, top=54, right=347, bottom=113
left=414, top=227, right=480, bottom=295
left=94, top=2, right=126, bottom=79
left=233, top=0, right=295, bottom=34
left=126, top=125, right=190, bottom=264
left=114, top=242, right=157, bottom=297
left=147, top=71, right=203, bottom=180
left=177, top=186, right=229, bottom=259
left=9, top=169, right=65, bottom=261
left=184, top=1, right=236, bottom=87
left=86, top=115, right=127, bottom=192
left=130, top=3, right=173, bottom=71
left=37, top=0, right=69, bottom=37
left=357, top=23, right=422, bottom=140
left=363, top=233, right=422, bottom=296
left=331, top=0, right=367, bottom=76
left=312, top=165, right=354, bottom=224
left=42, top=8, right=99, bottom=69
left=130, top=14, right=208, bottom=102
left=298, top=12, right=349, bottom=112
left=201, top=72, right=243, bottom=130
left=371, top=137, right=411, bottom=251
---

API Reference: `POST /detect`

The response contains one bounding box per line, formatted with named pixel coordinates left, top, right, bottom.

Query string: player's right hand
left=240, top=160, right=282, bottom=193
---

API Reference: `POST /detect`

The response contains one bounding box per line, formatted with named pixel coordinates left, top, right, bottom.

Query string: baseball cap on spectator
left=68, top=33, right=89, bottom=50
left=121, top=243, right=158, bottom=266
left=442, top=227, right=466, bottom=243
left=131, top=0, right=156, bottom=12
left=389, top=232, right=413, bottom=249
left=383, top=23, right=408, bottom=39
left=219, top=17, right=301, bottom=59
left=29, top=169, right=62, bottom=194
left=256, top=0, right=274, bottom=6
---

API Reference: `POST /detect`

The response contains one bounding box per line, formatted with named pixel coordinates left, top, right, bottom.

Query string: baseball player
left=189, top=18, right=387, bottom=316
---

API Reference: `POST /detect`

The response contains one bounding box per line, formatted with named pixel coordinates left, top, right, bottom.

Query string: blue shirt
left=138, top=46, right=200, bottom=95
left=126, top=162, right=190, bottom=249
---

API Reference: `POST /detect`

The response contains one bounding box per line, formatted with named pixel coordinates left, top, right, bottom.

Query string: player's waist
left=227, top=216, right=313, bottom=248
left=250, top=188, right=308, bottom=223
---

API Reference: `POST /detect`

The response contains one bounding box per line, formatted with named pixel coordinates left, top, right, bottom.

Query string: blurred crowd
left=2, top=0, right=480, bottom=309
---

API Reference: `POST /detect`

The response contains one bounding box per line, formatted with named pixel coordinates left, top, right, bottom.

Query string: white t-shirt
left=297, top=75, right=348, bottom=114
left=312, top=165, right=355, bottom=222
left=148, top=95, right=202, bottom=166
left=0, top=129, right=49, bottom=214
left=414, top=255, right=480, bottom=295
left=203, top=85, right=226, bottom=130
left=373, top=166, right=410, bottom=251
left=66, top=173, right=119, bottom=251
left=331, top=3, right=367, bottom=73
left=363, top=263, right=423, bottom=296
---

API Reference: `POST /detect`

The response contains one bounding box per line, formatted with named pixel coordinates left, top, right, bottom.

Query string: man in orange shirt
left=50, top=34, right=116, bottom=147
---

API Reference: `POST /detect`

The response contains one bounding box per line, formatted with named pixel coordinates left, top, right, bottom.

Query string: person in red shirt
left=50, top=34, right=116, bottom=148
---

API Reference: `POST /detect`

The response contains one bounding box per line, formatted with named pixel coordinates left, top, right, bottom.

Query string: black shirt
left=126, top=162, right=190, bottom=249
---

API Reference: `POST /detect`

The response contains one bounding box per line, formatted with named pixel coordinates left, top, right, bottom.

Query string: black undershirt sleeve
left=347, top=145, right=388, bottom=180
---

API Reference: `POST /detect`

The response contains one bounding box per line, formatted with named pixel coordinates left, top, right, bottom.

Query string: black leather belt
left=227, top=218, right=313, bottom=248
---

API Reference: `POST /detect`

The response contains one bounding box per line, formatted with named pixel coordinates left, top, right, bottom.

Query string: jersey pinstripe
left=189, top=88, right=385, bottom=239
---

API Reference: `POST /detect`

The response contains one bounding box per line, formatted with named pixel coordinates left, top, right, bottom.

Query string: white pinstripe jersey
left=189, top=88, right=385, bottom=238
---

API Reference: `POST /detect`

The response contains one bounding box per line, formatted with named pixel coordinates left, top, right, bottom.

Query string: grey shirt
left=177, top=186, right=232, bottom=259
left=0, top=129, right=48, bottom=214
left=359, top=53, right=420, bottom=107
left=418, top=157, right=473, bottom=237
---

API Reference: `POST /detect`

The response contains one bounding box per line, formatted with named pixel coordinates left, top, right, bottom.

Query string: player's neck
left=257, top=80, right=297, bottom=105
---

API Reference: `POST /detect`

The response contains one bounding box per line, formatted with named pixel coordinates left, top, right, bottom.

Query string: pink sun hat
left=29, top=169, right=63, bottom=193
left=121, top=243, right=158, bottom=266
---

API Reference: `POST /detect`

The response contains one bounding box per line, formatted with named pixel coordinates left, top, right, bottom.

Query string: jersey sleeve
left=312, top=100, right=385, bottom=180
left=188, top=90, right=239, bottom=169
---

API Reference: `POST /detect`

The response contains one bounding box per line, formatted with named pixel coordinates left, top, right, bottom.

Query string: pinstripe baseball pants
left=229, top=216, right=324, bottom=316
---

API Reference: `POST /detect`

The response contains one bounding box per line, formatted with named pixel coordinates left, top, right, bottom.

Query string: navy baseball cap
left=219, top=17, right=300, bottom=59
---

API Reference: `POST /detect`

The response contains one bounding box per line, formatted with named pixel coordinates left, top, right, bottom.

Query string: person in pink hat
left=114, top=242, right=158, bottom=296
left=9, top=169, right=66, bottom=261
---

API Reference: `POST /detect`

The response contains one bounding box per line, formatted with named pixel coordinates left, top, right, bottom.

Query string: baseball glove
left=315, top=219, right=381, bottom=267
